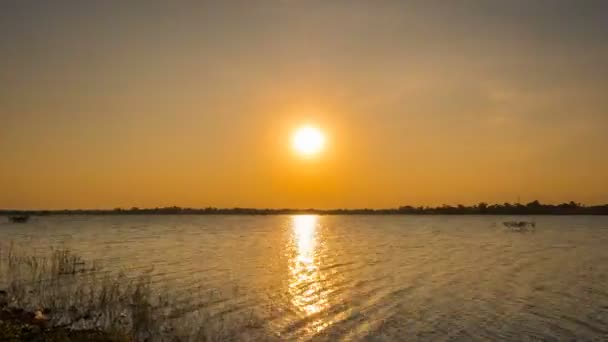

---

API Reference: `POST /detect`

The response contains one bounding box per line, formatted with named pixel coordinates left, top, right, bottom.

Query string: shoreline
left=3, top=201, right=608, bottom=216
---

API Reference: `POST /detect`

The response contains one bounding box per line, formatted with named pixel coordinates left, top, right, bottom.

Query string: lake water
left=2, top=215, right=608, bottom=341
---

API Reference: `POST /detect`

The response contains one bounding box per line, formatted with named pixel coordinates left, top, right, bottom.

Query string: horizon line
left=2, top=200, right=608, bottom=213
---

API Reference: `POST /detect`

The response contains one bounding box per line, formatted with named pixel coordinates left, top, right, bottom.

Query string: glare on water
left=288, top=215, right=330, bottom=332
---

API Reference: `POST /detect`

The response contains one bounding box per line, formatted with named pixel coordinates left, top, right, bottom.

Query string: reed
left=0, top=242, right=272, bottom=341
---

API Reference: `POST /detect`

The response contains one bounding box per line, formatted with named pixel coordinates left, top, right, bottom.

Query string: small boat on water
left=503, top=221, right=535, bottom=232
left=8, top=215, right=30, bottom=223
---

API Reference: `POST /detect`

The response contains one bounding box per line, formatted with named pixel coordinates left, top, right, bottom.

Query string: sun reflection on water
left=289, top=215, right=330, bottom=332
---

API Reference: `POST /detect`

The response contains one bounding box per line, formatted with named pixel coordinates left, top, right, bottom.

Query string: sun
left=292, top=126, right=326, bottom=156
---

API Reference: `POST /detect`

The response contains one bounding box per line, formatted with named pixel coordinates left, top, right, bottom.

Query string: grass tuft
left=0, top=242, right=274, bottom=341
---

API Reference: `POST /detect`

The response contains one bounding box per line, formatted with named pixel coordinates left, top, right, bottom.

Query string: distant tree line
left=2, top=201, right=608, bottom=216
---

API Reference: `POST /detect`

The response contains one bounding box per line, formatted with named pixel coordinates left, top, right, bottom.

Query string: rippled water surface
left=2, top=215, right=608, bottom=340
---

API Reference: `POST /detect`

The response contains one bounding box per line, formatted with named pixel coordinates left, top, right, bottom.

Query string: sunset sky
left=1, top=1, right=607, bottom=209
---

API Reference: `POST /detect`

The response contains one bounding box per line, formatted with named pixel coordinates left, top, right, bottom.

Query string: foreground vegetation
left=0, top=243, right=272, bottom=341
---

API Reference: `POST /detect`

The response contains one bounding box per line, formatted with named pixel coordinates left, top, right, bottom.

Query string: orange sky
left=1, top=2, right=608, bottom=209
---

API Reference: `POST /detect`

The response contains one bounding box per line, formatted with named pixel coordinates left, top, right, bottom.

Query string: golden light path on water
left=288, top=215, right=331, bottom=333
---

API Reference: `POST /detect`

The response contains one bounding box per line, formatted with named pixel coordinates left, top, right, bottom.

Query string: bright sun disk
left=293, top=126, right=326, bottom=156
